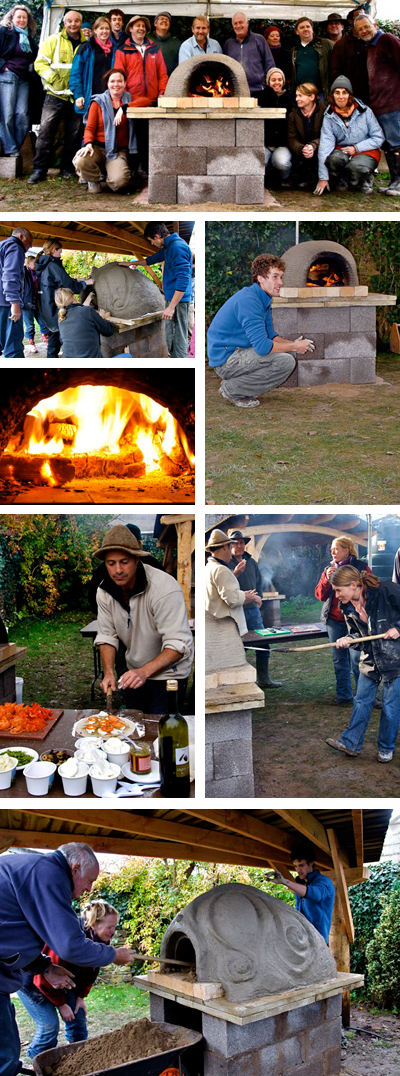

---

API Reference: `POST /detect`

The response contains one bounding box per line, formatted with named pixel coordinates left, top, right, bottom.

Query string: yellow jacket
left=34, top=27, right=85, bottom=99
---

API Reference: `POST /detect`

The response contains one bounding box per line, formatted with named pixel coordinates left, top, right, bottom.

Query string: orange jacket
left=115, top=37, right=168, bottom=102
left=84, top=100, right=129, bottom=148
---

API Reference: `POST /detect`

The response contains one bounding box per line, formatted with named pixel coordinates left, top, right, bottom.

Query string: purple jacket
left=365, top=30, right=400, bottom=116
left=223, top=31, right=273, bottom=93
left=0, top=235, right=26, bottom=306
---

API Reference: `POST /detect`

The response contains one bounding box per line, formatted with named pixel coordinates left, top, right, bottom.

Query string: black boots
left=256, top=650, right=282, bottom=689
left=379, top=146, right=400, bottom=196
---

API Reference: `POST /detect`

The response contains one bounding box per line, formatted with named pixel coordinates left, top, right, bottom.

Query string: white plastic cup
left=59, top=761, right=89, bottom=797
left=0, top=758, right=18, bottom=789
left=105, top=742, right=130, bottom=766
left=15, top=677, right=23, bottom=704
left=23, top=760, right=57, bottom=796
left=89, top=763, right=121, bottom=797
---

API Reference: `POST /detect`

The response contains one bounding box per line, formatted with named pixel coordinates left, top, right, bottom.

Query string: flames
left=5, top=384, right=194, bottom=474
left=190, top=73, right=231, bottom=97
left=306, top=262, right=342, bottom=287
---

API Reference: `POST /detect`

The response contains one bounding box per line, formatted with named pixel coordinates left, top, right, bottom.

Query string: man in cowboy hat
left=205, top=529, right=260, bottom=636
left=94, top=525, right=193, bottom=713
left=228, top=530, right=281, bottom=689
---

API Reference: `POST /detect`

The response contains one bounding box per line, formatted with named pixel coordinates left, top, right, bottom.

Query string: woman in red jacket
left=73, top=68, right=136, bottom=193
left=115, top=14, right=167, bottom=176
left=18, top=900, right=119, bottom=1057
left=315, top=535, right=371, bottom=704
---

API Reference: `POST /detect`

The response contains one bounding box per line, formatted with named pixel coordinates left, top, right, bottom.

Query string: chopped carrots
left=81, top=713, right=127, bottom=736
left=0, top=702, right=54, bottom=735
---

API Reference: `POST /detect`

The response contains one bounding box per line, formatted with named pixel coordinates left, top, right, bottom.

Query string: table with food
left=0, top=704, right=195, bottom=799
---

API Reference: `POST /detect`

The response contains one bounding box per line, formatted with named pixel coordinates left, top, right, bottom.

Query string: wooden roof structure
left=0, top=221, right=194, bottom=258
left=205, top=513, right=372, bottom=558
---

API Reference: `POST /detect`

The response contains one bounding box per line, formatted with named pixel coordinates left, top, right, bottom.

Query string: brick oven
left=135, top=883, right=363, bottom=1076
left=273, top=240, right=397, bottom=385
left=0, top=369, right=194, bottom=504
left=127, top=56, right=285, bottom=205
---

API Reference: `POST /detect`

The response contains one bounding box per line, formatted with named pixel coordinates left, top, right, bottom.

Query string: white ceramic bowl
left=0, top=746, right=38, bottom=771
left=23, top=760, right=57, bottom=796
left=58, top=760, right=89, bottom=797
left=104, top=741, right=131, bottom=766
left=89, top=762, right=121, bottom=797
left=0, top=756, right=18, bottom=788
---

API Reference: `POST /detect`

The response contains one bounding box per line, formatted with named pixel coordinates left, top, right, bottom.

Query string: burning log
left=47, top=422, right=78, bottom=441
left=0, top=455, right=75, bottom=486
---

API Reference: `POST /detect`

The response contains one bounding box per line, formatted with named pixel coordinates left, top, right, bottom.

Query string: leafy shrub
left=349, top=861, right=400, bottom=986
left=365, top=884, right=400, bottom=1009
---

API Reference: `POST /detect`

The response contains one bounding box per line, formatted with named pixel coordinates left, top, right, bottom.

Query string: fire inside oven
left=306, top=252, right=350, bottom=287
left=188, top=62, right=235, bottom=98
left=4, top=384, right=194, bottom=486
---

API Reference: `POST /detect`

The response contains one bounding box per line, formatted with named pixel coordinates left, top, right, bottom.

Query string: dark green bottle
left=158, top=679, right=190, bottom=797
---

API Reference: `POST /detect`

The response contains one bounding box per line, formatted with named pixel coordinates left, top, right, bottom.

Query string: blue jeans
left=327, top=618, right=360, bottom=701
left=0, top=306, right=24, bottom=358
left=244, top=605, right=270, bottom=683
left=378, top=110, right=400, bottom=148
left=0, top=994, right=20, bottom=1076
left=18, top=987, right=87, bottom=1057
left=0, top=71, right=29, bottom=154
left=340, top=671, right=400, bottom=754
left=22, top=309, right=49, bottom=338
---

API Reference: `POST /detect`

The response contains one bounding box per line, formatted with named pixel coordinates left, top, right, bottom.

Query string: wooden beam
left=0, top=829, right=268, bottom=866
left=238, top=524, right=367, bottom=546
left=327, top=828, right=355, bottom=944
left=274, top=810, right=331, bottom=856
left=186, top=809, right=333, bottom=869
left=329, top=890, right=351, bottom=1027
left=352, top=810, right=364, bottom=867
left=74, top=222, right=153, bottom=256
left=176, top=520, right=192, bottom=617
left=327, top=866, right=369, bottom=886
left=1, top=223, right=148, bottom=257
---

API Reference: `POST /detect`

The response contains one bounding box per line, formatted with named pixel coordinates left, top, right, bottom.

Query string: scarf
left=16, top=26, right=31, bottom=53
left=94, top=35, right=113, bottom=54
left=300, top=103, right=316, bottom=117
left=91, top=88, right=137, bottom=158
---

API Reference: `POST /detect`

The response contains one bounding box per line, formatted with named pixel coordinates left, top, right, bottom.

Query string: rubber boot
left=256, top=648, right=282, bottom=689
left=385, top=146, right=400, bottom=196
left=379, top=146, right=400, bottom=194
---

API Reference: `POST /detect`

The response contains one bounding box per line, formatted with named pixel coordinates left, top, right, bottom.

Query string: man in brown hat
left=228, top=530, right=281, bottom=689
left=326, top=13, right=345, bottom=43
left=94, top=525, right=193, bottom=712
left=205, top=529, right=260, bottom=636
left=115, top=14, right=168, bottom=176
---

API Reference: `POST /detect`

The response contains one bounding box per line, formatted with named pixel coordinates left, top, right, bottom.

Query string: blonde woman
left=315, top=536, right=371, bottom=704
left=19, top=900, right=119, bottom=1057
left=55, top=287, right=114, bottom=357
left=35, top=238, right=88, bottom=357
left=0, top=4, right=37, bottom=156
left=326, top=566, right=400, bottom=762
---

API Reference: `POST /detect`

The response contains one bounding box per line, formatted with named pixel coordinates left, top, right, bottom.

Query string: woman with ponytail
left=55, top=287, right=115, bottom=357
left=325, top=566, right=400, bottom=763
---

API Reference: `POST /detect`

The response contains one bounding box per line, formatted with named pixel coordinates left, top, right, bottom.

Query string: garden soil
left=49, top=1019, right=189, bottom=1076
left=342, top=1005, right=400, bottom=1075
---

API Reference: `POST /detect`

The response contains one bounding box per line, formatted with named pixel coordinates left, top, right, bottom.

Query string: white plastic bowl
left=23, top=760, right=57, bottom=796
left=0, top=756, right=18, bottom=788
left=0, top=746, right=38, bottom=771
left=104, top=741, right=130, bottom=766
left=58, top=760, right=89, bottom=797
left=75, top=747, right=107, bottom=765
left=89, top=762, right=121, bottom=797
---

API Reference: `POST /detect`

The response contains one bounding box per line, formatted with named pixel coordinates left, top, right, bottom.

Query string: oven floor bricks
left=273, top=304, right=377, bottom=385
left=149, top=992, right=342, bottom=1076
left=149, top=119, right=265, bottom=205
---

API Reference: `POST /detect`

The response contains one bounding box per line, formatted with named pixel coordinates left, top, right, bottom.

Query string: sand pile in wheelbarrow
left=50, top=1018, right=189, bottom=1076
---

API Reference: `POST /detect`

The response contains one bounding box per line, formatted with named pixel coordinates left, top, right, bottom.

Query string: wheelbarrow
left=31, top=1022, right=203, bottom=1076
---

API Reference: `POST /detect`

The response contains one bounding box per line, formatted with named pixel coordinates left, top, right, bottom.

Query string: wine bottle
left=158, top=679, right=190, bottom=797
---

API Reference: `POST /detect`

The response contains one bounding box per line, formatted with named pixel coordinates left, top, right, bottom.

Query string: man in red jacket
left=354, top=12, right=400, bottom=195
left=115, top=14, right=167, bottom=175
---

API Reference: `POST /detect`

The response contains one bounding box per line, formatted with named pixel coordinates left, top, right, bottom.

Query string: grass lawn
left=205, top=351, right=400, bottom=503
left=249, top=599, right=399, bottom=798
left=14, top=982, right=149, bottom=1065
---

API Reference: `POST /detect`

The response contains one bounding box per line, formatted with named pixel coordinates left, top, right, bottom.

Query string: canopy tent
left=205, top=512, right=372, bottom=560
left=0, top=221, right=195, bottom=258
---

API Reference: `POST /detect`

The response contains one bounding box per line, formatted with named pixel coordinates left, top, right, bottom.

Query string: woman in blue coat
left=70, top=16, right=117, bottom=122
left=35, top=238, right=88, bottom=357
left=315, top=75, right=384, bottom=196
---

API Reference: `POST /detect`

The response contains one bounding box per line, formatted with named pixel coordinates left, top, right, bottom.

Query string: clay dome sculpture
left=90, top=263, right=165, bottom=320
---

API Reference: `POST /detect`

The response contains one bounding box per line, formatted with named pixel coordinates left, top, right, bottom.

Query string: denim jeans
left=22, top=309, right=49, bottom=339
left=326, top=618, right=360, bottom=701
left=377, top=110, right=400, bottom=147
left=0, top=306, right=24, bottom=358
left=0, top=994, right=20, bottom=1076
left=340, top=671, right=400, bottom=754
left=18, top=987, right=87, bottom=1057
left=244, top=605, right=270, bottom=684
left=0, top=70, right=29, bottom=154
left=264, top=146, right=291, bottom=178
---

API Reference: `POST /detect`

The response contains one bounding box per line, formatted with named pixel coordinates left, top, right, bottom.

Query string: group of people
left=1, top=5, right=399, bottom=197
left=0, top=221, right=193, bottom=359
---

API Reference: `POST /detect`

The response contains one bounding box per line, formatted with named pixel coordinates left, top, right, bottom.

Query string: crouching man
left=207, top=253, right=315, bottom=408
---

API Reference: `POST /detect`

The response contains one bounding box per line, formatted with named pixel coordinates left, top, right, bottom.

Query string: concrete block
left=177, top=118, right=235, bottom=146
left=259, top=1043, right=287, bottom=1076
left=296, top=332, right=325, bottom=360
left=205, top=708, right=253, bottom=744
left=178, top=175, right=235, bottom=202
left=308, top=1018, right=341, bottom=1059
left=205, top=742, right=214, bottom=778
left=213, top=738, right=253, bottom=779
left=282, top=364, right=298, bottom=387
left=207, top=148, right=264, bottom=174
left=149, top=119, right=177, bottom=146
left=236, top=174, right=265, bottom=204
left=205, top=773, right=254, bottom=797
left=149, top=993, right=167, bottom=1021
left=298, top=359, right=350, bottom=385
left=283, top=1001, right=324, bottom=1037
left=272, top=308, right=299, bottom=336
left=218, top=665, right=256, bottom=685
left=350, top=305, right=377, bottom=331
left=322, top=1045, right=342, bottom=1074
left=0, top=154, right=23, bottom=178
left=148, top=172, right=177, bottom=203
left=288, top=1061, right=324, bottom=1076
left=202, top=1050, right=230, bottom=1076
left=235, top=118, right=265, bottom=146
left=149, top=146, right=206, bottom=174
left=350, top=355, right=376, bottom=383
left=324, top=995, right=342, bottom=1021
left=203, top=1050, right=261, bottom=1076
left=324, top=332, right=375, bottom=359
left=297, top=307, right=350, bottom=333
left=203, top=1014, right=282, bottom=1057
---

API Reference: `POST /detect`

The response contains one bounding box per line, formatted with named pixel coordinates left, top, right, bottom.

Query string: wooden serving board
left=0, top=709, right=64, bottom=741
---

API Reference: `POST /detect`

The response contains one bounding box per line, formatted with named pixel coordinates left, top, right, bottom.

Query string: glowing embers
left=5, top=384, right=193, bottom=485
left=306, top=258, right=348, bottom=288
left=188, top=62, right=235, bottom=98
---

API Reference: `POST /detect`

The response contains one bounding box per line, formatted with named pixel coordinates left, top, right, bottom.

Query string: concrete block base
left=101, top=318, right=168, bottom=358
left=148, top=117, right=265, bottom=204
left=0, top=154, right=23, bottom=178
left=272, top=304, right=378, bottom=385
left=205, top=707, right=254, bottom=797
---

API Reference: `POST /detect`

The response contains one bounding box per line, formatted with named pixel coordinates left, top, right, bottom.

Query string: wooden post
left=176, top=519, right=192, bottom=617
left=329, top=891, right=351, bottom=1027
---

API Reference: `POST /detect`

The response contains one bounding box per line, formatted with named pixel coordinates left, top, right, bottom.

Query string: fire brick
left=177, top=175, right=236, bottom=202
left=235, top=119, right=265, bottom=146
left=235, top=175, right=265, bottom=204
left=177, top=119, right=235, bottom=147
left=207, top=148, right=264, bottom=174
left=149, top=147, right=207, bottom=174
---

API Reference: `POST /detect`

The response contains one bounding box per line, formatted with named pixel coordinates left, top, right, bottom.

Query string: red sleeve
left=33, top=947, right=99, bottom=1006
left=114, top=48, right=126, bottom=73
left=157, top=50, right=168, bottom=94
left=315, top=570, right=331, bottom=601
left=33, top=948, right=67, bottom=1007
left=84, top=101, right=101, bottom=144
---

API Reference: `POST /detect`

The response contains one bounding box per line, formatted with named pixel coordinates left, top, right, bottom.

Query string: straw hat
left=126, top=13, right=151, bottom=32
left=94, top=525, right=148, bottom=559
left=205, top=528, right=231, bottom=553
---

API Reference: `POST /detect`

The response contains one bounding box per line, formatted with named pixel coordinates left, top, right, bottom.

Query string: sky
left=377, top=0, right=398, bottom=17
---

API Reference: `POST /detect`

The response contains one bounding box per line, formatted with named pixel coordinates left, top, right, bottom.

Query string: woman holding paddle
left=325, top=566, right=400, bottom=763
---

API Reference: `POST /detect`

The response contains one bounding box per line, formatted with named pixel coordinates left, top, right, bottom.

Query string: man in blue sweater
left=0, top=842, right=137, bottom=1076
left=0, top=227, right=33, bottom=359
left=131, top=222, right=193, bottom=358
left=207, top=253, right=315, bottom=408
left=266, top=844, right=336, bottom=944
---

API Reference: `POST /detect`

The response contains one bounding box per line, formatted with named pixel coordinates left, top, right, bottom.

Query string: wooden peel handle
left=288, top=631, right=391, bottom=653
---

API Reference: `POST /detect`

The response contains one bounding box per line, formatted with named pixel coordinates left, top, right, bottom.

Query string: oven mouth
left=306, top=252, right=351, bottom=287
left=188, top=62, right=235, bottom=98
left=163, top=932, right=196, bottom=968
